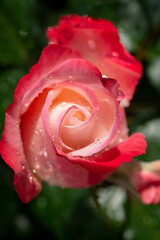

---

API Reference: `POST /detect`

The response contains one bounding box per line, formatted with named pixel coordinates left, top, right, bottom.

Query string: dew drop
left=29, top=176, right=33, bottom=181
left=102, top=75, right=107, bottom=78
left=111, top=51, right=119, bottom=57
left=44, top=149, right=48, bottom=158
left=95, top=138, right=100, bottom=142
left=88, top=39, right=96, bottom=49
left=22, top=165, right=25, bottom=170
left=32, top=169, right=37, bottom=174
left=25, top=103, right=29, bottom=107
left=39, top=148, right=48, bottom=158
left=35, top=161, right=40, bottom=169
left=16, top=152, right=20, bottom=156
left=16, top=120, right=20, bottom=127
left=35, top=130, right=38, bottom=135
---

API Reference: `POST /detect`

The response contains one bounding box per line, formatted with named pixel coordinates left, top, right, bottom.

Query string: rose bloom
left=0, top=44, right=146, bottom=203
left=47, top=14, right=142, bottom=106
left=132, top=160, right=160, bottom=204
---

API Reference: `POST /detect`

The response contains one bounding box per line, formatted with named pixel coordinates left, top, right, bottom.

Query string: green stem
left=89, top=187, right=111, bottom=229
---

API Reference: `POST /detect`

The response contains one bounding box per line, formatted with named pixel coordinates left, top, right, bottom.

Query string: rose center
left=72, top=110, right=86, bottom=121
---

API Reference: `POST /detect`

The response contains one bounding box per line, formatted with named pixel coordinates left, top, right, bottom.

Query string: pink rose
left=47, top=14, right=142, bottom=106
left=0, top=44, right=146, bottom=203
left=132, top=160, right=160, bottom=204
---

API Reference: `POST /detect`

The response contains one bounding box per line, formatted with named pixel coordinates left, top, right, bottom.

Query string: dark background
left=0, top=0, right=160, bottom=239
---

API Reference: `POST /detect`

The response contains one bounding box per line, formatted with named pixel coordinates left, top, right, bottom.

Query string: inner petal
left=50, top=87, right=92, bottom=114
left=73, top=110, right=86, bottom=121
left=49, top=86, right=94, bottom=150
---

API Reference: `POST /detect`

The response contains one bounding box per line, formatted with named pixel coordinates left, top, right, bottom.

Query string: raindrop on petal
left=88, top=39, right=96, bottom=49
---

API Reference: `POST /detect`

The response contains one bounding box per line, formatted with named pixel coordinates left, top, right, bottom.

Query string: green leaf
left=0, top=0, right=38, bottom=66
left=124, top=198, right=160, bottom=240
left=29, top=183, right=123, bottom=240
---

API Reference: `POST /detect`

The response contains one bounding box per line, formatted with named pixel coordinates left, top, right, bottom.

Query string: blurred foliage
left=0, top=0, right=160, bottom=239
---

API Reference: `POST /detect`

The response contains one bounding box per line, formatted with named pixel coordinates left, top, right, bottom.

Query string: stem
left=89, top=187, right=111, bottom=229
left=118, top=191, right=131, bottom=240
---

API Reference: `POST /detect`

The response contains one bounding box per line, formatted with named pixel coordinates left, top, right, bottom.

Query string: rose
left=0, top=44, right=146, bottom=203
left=47, top=14, right=142, bottom=106
left=114, top=160, right=160, bottom=204
left=132, top=160, right=160, bottom=204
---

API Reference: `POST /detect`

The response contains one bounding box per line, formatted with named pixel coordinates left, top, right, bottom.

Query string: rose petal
left=65, top=133, right=147, bottom=175
left=42, top=83, right=99, bottom=152
left=47, top=15, right=142, bottom=105
left=14, top=44, right=81, bottom=105
left=0, top=113, right=42, bottom=203
left=20, top=58, right=102, bottom=115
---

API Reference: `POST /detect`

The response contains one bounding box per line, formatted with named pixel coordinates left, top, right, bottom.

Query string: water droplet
left=102, top=75, right=107, bottom=78
left=111, top=51, right=119, bottom=57
left=35, top=130, right=38, bottom=135
left=39, top=148, right=48, bottom=158
left=44, top=150, right=47, bottom=157
left=22, top=165, right=25, bottom=170
left=46, top=161, right=53, bottom=172
left=88, top=39, right=96, bottom=49
left=32, top=169, right=37, bottom=174
left=25, top=103, right=29, bottom=108
left=16, top=120, right=20, bottom=127
left=29, top=176, right=33, bottom=181
left=35, top=161, right=40, bottom=169
left=95, top=138, right=100, bottom=142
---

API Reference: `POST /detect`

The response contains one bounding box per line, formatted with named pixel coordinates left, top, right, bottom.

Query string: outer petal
left=47, top=14, right=142, bottom=105
left=64, top=133, right=147, bottom=175
left=0, top=44, right=81, bottom=202
left=20, top=58, right=103, bottom=114
left=0, top=42, right=146, bottom=202
left=13, top=44, right=81, bottom=106
left=0, top=113, right=42, bottom=203
left=20, top=90, right=108, bottom=188
left=132, top=166, right=160, bottom=205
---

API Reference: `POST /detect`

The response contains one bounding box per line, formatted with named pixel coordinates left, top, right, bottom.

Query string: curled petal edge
left=61, top=133, right=147, bottom=175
